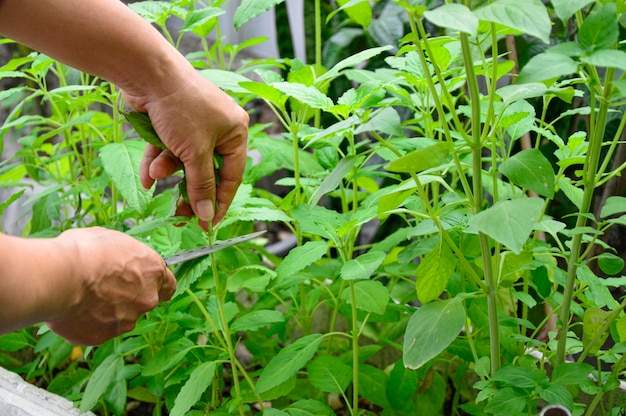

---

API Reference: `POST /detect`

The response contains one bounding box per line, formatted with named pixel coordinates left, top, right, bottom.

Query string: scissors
left=163, top=230, right=266, bottom=266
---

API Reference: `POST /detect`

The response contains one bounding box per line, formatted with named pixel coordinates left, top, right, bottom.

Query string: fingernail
left=196, top=199, right=214, bottom=222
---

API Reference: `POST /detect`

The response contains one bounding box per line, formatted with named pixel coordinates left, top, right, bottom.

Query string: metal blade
left=164, top=230, right=266, bottom=266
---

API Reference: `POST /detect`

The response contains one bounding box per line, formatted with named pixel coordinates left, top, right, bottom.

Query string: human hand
left=123, top=69, right=249, bottom=228
left=44, top=227, right=176, bottom=345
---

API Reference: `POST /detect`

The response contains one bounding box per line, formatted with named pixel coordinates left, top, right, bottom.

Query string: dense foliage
left=1, top=0, right=626, bottom=415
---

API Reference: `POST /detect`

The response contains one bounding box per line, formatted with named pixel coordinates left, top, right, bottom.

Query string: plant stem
left=460, top=33, right=500, bottom=373
left=349, top=281, right=359, bottom=415
left=556, top=67, right=615, bottom=365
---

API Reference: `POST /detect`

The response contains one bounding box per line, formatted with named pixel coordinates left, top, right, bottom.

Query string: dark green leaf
left=579, top=3, right=618, bottom=52
left=307, top=355, right=352, bottom=393
left=552, top=363, right=593, bottom=385
left=469, top=198, right=544, bottom=254
left=359, top=364, right=390, bottom=408
left=256, top=334, right=323, bottom=394
left=387, top=360, right=419, bottom=410
left=170, top=362, right=217, bottom=416
left=539, top=384, right=574, bottom=411
left=499, top=149, right=555, bottom=198
left=403, top=297, right=466, bottom=369
left=231, top=310, right=285, bottom=332
left=552, top=0, right=594, bottom=22
left=491, top=365, right=547, bottom=389
left=386, top=142, right=451, bottom=173
left=484, top=387, right=526, bottom=414
left=580, top=49, right=626, bottom=71
left=310, top=155, right=361, bottom=206
left=80, top=355, right=122, bottom=413
left=124, top=111, right=165, bottom=149
left=597, top=252, right=624, bottom=276
left=600, top=196, right=626, bottom=218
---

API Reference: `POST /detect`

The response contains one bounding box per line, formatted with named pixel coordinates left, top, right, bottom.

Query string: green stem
left=460, top=32, right=500, bottom=373
left=349, top=281, right=359, bottom=415
left=556, top=68, right=615, bottom=365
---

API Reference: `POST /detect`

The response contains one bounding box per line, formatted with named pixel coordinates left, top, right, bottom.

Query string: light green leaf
left=200, top=69, right=252, bottom=94
left=496, top=82, right=548, bottom=104
left=316, top=46, right=393, bottom=85
left=355, top=107, right=403, bottom=137
left=469, top=198, right=544, bottom=254
left=308, top=355, right=352, bottom=393
left=231, top=310, right=285, bottom=332
left=80, top=355, right=122, bottom=413
left=539, top=384, right=574, bottom=411
left=580, top=49, right=626, bottom=71
left=341, top=280, right=389, bottom=315
left=276, top=241, right=328, bottom=278
left=240, top=81, right=287, bottom=107
left=552, top=0, right=594, bottom=22
left=310, top=155, right=361, bottom=206
left=474, top=0, right=551, bottom=44
left=340, top=250, right=386, bottom=281
left=517, top=53, right=578, bottom=83
left=415, top=242, right=456, bottom=303
left=336, top=0, right=372, bottom=28
left=386, top=142, right=451, bottom=173
left=233, top=0, right=285, bottom=29
left=170, top=362, right=217, bottom=416
left=491, top=365, right=547, bottom=388
left=142, top=338, right=195, bottom=376
left=424, top=4, right=478, bottom=36
left=100, top=140, right=151, bottom=213
left=579, top=3, right=618, bottom=52
left=256, top=334, right=323, bottom=394
left=359, top=365, right=391, bottom=408
left=557, top=177, right=583, bottom=209
left=499, top=149, right=555, bottom=198
left=181, top=7, right=224, bottom=37
left=583, top=308, right=610, bottom=355
left=602, top=196, right=626, bottom=217
left=272, top=82, right=333, bottom=110
left=403, top=297, right=466, bottom=370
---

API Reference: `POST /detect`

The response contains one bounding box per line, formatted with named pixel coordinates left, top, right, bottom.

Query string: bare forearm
left=0, top=233, right=78, bottom=333
left=0, top=0, right=190, bottom=101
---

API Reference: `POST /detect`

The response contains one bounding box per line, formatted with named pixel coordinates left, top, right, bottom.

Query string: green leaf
left=240, top=81, right=287, bottom=108
left=276, top=241, right=328, bottom=278
left=341, top=280, right=389, bottom=315
left=355, top=107, right=403, bottom=137
left=601, top=196, right=626, bottom=218
left=181, top=7, right=224, bottom=37
left=256, top=334, right=324, bottom=394
left=578, top=3, right=618, bottom=52
left=142, top=338, right=195, bottom=376
left=403, top=297, right=466, bottom=370
left=424, top=4, right=478, bottom=36
left=272, top=82, right=333, bottom=110
left=231, top=310, right=285, bottom=332
left=484, top=387, right=527, bottom=414
left=80, top=354, right=122, bottom=413
left=580, top=49, right=626, bottom=71
left=552, top=0, right=594, bottom=22
left=340, top=250, right=386, bottom=281
left=597, top=252, right=624, bottom=276
left=540, top=384, right=574, bottom=411
left=233, top=0, right=285, bottom=29
left=499, top=149, right=555, bottom=198
left=516, top=53, right=578, bottom=83
left=496, top=83, right=548, bottom=104
left=310, top=155, right=361, bottom=206
left=316, top=46, right=393, bottom=85
left=307, top=355, right=352, bottom=393
left=359, top=365, right=391, bottom=408
left=200, top=69, right=253, bottom=94
left=469, top=198, right=544, bottom=254
left=336, top=0, right=372, bottom=28
left=100, top=140, right=151, bottom=213
left=387, top=360, right=419, bottom=410
left=172, top=257, right=212, bottom=298
left=0, top=332, right=31, bottom=352
left=0, top=189, right=24, bottom=217
left=491, top=365, right=547, bottom=389
left=170, top=362, right=217, bottom=416
left=386, top=142, right=451, bottom=173
left=583, top=308, right=610, bottom=355
left=474, top=0, right=551, bottom=44
left=552, top=363, right=593, bottom=385
left=286, top=399, right=335, bottom=415
left=415, top=242, right=457, bottom=303
left=557, top=177, right=583, bottom=209
left=124, top=111, right=165, bottom=149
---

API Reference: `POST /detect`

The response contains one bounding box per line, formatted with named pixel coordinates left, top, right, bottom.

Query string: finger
left=182, top=157, right=217, bottom=223
left=212, top=149, right=247, bottom=224
left=214, top=177, right=240, bottom=224
left=159, top=268, right=176, bottom=301
left=140, top=144, right=162, bottom=189
left=149, top=149, right=183, bottom=179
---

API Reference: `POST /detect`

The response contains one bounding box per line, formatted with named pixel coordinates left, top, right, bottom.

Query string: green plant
left=2, top=0, right=626, bottom=415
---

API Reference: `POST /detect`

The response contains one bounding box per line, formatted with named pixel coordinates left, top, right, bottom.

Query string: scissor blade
left=164, top=230, right=266, bottom=266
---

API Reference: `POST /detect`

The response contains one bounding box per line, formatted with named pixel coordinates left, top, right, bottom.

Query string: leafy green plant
left=2, top=0, right=626, bottom=415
